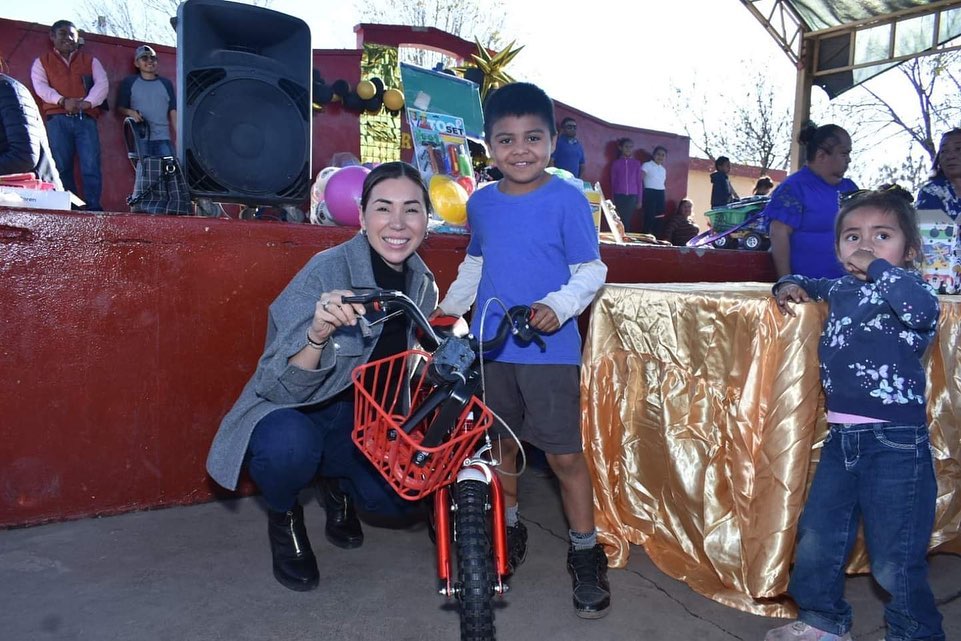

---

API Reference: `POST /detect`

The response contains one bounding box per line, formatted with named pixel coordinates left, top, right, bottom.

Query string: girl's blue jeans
left=788, top=422, right=944, bottom=641
left=245, top=400, right=414, bottom=518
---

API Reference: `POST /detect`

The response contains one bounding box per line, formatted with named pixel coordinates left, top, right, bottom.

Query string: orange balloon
left=429, top=174, right=468, bottom=225
left=383, top=88, right=405, bottom=111
left=356, top=80, right=376, bottom=100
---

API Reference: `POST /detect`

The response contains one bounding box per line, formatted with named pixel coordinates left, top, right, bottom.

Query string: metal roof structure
left=740, top=0, right=961, bottom=166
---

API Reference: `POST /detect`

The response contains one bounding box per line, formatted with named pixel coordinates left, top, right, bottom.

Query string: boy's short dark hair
left=50, top=20, right=77, bottom=34
left=715, top=156, right=730, bottom=170
left=483, top=82, right=556, bottom=141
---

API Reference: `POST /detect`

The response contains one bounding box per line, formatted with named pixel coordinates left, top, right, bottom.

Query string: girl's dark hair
left=798, top=121, right=848, bottom=163
left=616, top=137, right=632, bottom=148
left=359, top=161, right=432, bottom=216
left=652, top=145, right=668, bottom=156
left=930, top=128, right=961, bottom=179
left=674, top=198, right=693, bottom=217
left=753, top=176, right=774, bottom=194
left=834, top=186, right=923, bottom=270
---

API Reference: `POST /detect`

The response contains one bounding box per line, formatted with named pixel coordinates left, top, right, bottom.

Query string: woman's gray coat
left=206, top=233, right=438, bottom=491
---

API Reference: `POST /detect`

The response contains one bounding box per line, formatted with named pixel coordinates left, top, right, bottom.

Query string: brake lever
left=507, top=306, right=546, bottom=352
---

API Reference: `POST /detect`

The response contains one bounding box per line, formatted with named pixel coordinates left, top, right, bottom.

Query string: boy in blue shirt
left=435, top=82, right=610, bottom=618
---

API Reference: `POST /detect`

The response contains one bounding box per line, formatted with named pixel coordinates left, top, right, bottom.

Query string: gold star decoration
left=454, top=37, right=524, bottom=100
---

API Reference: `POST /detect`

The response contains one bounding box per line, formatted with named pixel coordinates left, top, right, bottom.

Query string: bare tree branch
left=354, top=0, right=507, bottom=70
left=668, top=67, right=791, bottom=174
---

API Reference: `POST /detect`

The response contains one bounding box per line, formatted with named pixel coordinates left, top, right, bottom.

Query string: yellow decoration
left=383, top=88, right=405, bottom=111
left=429, top=174, right=468, bottom=225
left=454, top=38, right=524, bottom=100
left=357, top=80, right=376, bottom=100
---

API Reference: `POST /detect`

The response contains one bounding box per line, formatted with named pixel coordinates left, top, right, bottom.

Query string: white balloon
left=310, top=167, right=340, bottom=215
left=310, top=200, right=336, bottom=226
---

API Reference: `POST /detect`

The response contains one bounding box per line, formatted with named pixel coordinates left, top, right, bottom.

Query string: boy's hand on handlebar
left=528, top=303, right=559, bottom=333
left=309, top=290, right=367, bottom=341
left=427, top=306, right=449, bottom=322
left=774, top=283, right=809, bottom=317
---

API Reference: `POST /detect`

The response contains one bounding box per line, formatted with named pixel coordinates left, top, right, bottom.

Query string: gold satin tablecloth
left=581, top=282, right=961, bottom=616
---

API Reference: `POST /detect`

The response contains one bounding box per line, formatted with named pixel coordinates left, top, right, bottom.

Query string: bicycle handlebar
left=341, top=290, right=546, bottom=355
left=342, top=289, right=441, bottom=347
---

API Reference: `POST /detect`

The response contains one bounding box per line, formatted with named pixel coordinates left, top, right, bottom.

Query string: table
left=581, top=282, right=961, bottom=616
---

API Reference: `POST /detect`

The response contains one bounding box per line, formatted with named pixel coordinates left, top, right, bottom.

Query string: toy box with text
left=917, top=208, right=959, bottom=294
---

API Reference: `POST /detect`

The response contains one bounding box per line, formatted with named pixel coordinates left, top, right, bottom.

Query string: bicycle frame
left=345, top=289, right=543, bottom=641
left=434, top=444, right=510, bottom=599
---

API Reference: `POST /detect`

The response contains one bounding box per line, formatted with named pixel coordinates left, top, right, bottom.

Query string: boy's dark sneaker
left=505, top=522, right=528, bottom=575
left=567, top=544, right=611, bottom=619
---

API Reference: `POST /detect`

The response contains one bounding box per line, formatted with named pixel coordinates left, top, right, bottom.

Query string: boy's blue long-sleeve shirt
left=775, top=259, right=939, bottom=424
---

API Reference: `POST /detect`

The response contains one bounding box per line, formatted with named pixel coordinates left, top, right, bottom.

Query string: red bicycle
left=343, top=290, right=543, bottom=641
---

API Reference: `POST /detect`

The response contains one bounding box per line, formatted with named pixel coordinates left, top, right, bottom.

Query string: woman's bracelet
left=305, top=330, right=328, bottom=350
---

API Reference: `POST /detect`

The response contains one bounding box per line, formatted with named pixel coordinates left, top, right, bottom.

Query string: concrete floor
left=1, top=473, right=958, bottom=641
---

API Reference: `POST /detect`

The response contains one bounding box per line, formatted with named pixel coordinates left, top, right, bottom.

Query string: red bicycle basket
left=351, top=349, right=494, bottom=501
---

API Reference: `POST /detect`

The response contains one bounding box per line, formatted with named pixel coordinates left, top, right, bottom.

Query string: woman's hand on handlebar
left=308, top=290, right=367, bottom=343
left=528, top=303, right=559, bottom=333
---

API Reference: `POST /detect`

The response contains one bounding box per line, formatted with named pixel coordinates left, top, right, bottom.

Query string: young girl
left=769, top=188, right=943, bottom=641
left=641, top=145, right=667, bottom=236
left=610, top=137, right=643, bottom=232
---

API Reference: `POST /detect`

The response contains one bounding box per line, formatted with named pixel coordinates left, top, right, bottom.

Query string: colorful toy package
left=917, top=208, right=960, bottom=294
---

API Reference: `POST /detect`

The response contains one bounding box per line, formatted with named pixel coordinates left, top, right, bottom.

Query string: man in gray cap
left=117, top=45, right=177, bottom=158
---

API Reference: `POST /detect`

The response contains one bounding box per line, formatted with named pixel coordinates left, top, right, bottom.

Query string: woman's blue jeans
left=788, top=423, right=943, bottom=641
left=246, top=400, right=413, bottom=518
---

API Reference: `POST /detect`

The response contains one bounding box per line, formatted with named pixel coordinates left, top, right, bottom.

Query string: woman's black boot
left=323, top=482, right=364, bottom=549
left=267, top=503, right=319, bottom=591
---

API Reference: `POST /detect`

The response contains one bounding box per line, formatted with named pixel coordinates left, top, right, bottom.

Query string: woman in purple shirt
left=767, top=122, right=858, bottom=278
left=610, top=137, right=643, bottom=232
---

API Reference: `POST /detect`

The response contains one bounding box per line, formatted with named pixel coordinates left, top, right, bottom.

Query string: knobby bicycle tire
left=454, top=479, right=495, bottom=641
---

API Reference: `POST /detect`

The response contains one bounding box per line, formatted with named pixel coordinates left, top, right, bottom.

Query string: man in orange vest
left=31, top=20, right=108, bottom=211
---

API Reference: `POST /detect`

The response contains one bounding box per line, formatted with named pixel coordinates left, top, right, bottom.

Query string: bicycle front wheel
left=454, top=479, right=495, bottom=641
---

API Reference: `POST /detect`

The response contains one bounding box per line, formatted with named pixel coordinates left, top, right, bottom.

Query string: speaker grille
left=187, top=76, right=309, bottom=198
left=185, top=68, right=226, bottom=105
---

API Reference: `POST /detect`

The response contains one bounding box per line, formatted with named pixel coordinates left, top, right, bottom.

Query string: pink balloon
left=324, top=165, right=370, bottom=226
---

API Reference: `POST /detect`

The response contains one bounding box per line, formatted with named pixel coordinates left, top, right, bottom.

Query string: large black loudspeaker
left=176, top=0, right=311, bottom=205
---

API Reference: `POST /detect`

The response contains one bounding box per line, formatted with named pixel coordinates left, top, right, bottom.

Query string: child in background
left=768, top=188, right=943, bottom=641
left=754, top=175, right=775, bottom=196
left=640, top=145, right=667, bottom=235
left=434, top=82, right=610, bottom=618
left=610, top=137, right=643, bottom=232
left=710, top=156, right=739, bottom=207
left=658, top=198, right=700, bottom=246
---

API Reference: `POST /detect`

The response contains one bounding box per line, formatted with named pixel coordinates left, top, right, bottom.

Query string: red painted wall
left=554, top=103, right=690, bottom=218
left=0, top=209, right=774, bottom=527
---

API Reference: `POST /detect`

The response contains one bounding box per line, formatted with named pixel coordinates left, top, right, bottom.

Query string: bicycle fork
left=435, top=464, right=509, bottom=598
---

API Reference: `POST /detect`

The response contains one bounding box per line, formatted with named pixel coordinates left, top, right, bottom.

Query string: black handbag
left=127, top=156, right=192, bottom=215
left=125, top=117, right=191, bottom=215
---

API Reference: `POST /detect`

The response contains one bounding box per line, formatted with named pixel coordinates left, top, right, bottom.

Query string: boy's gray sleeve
left=537, top=259, right=608, bottom=326
left=437, top=254, right=483, bottom=316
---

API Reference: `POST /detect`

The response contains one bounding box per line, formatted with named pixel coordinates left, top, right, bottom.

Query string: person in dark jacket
left=709, top=156, right=738, bottom=208
left=0, top=67, right=62, bottom=187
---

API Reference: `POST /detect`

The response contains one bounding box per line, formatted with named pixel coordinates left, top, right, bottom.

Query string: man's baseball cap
left=134, top=45, right=157, bottom=61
